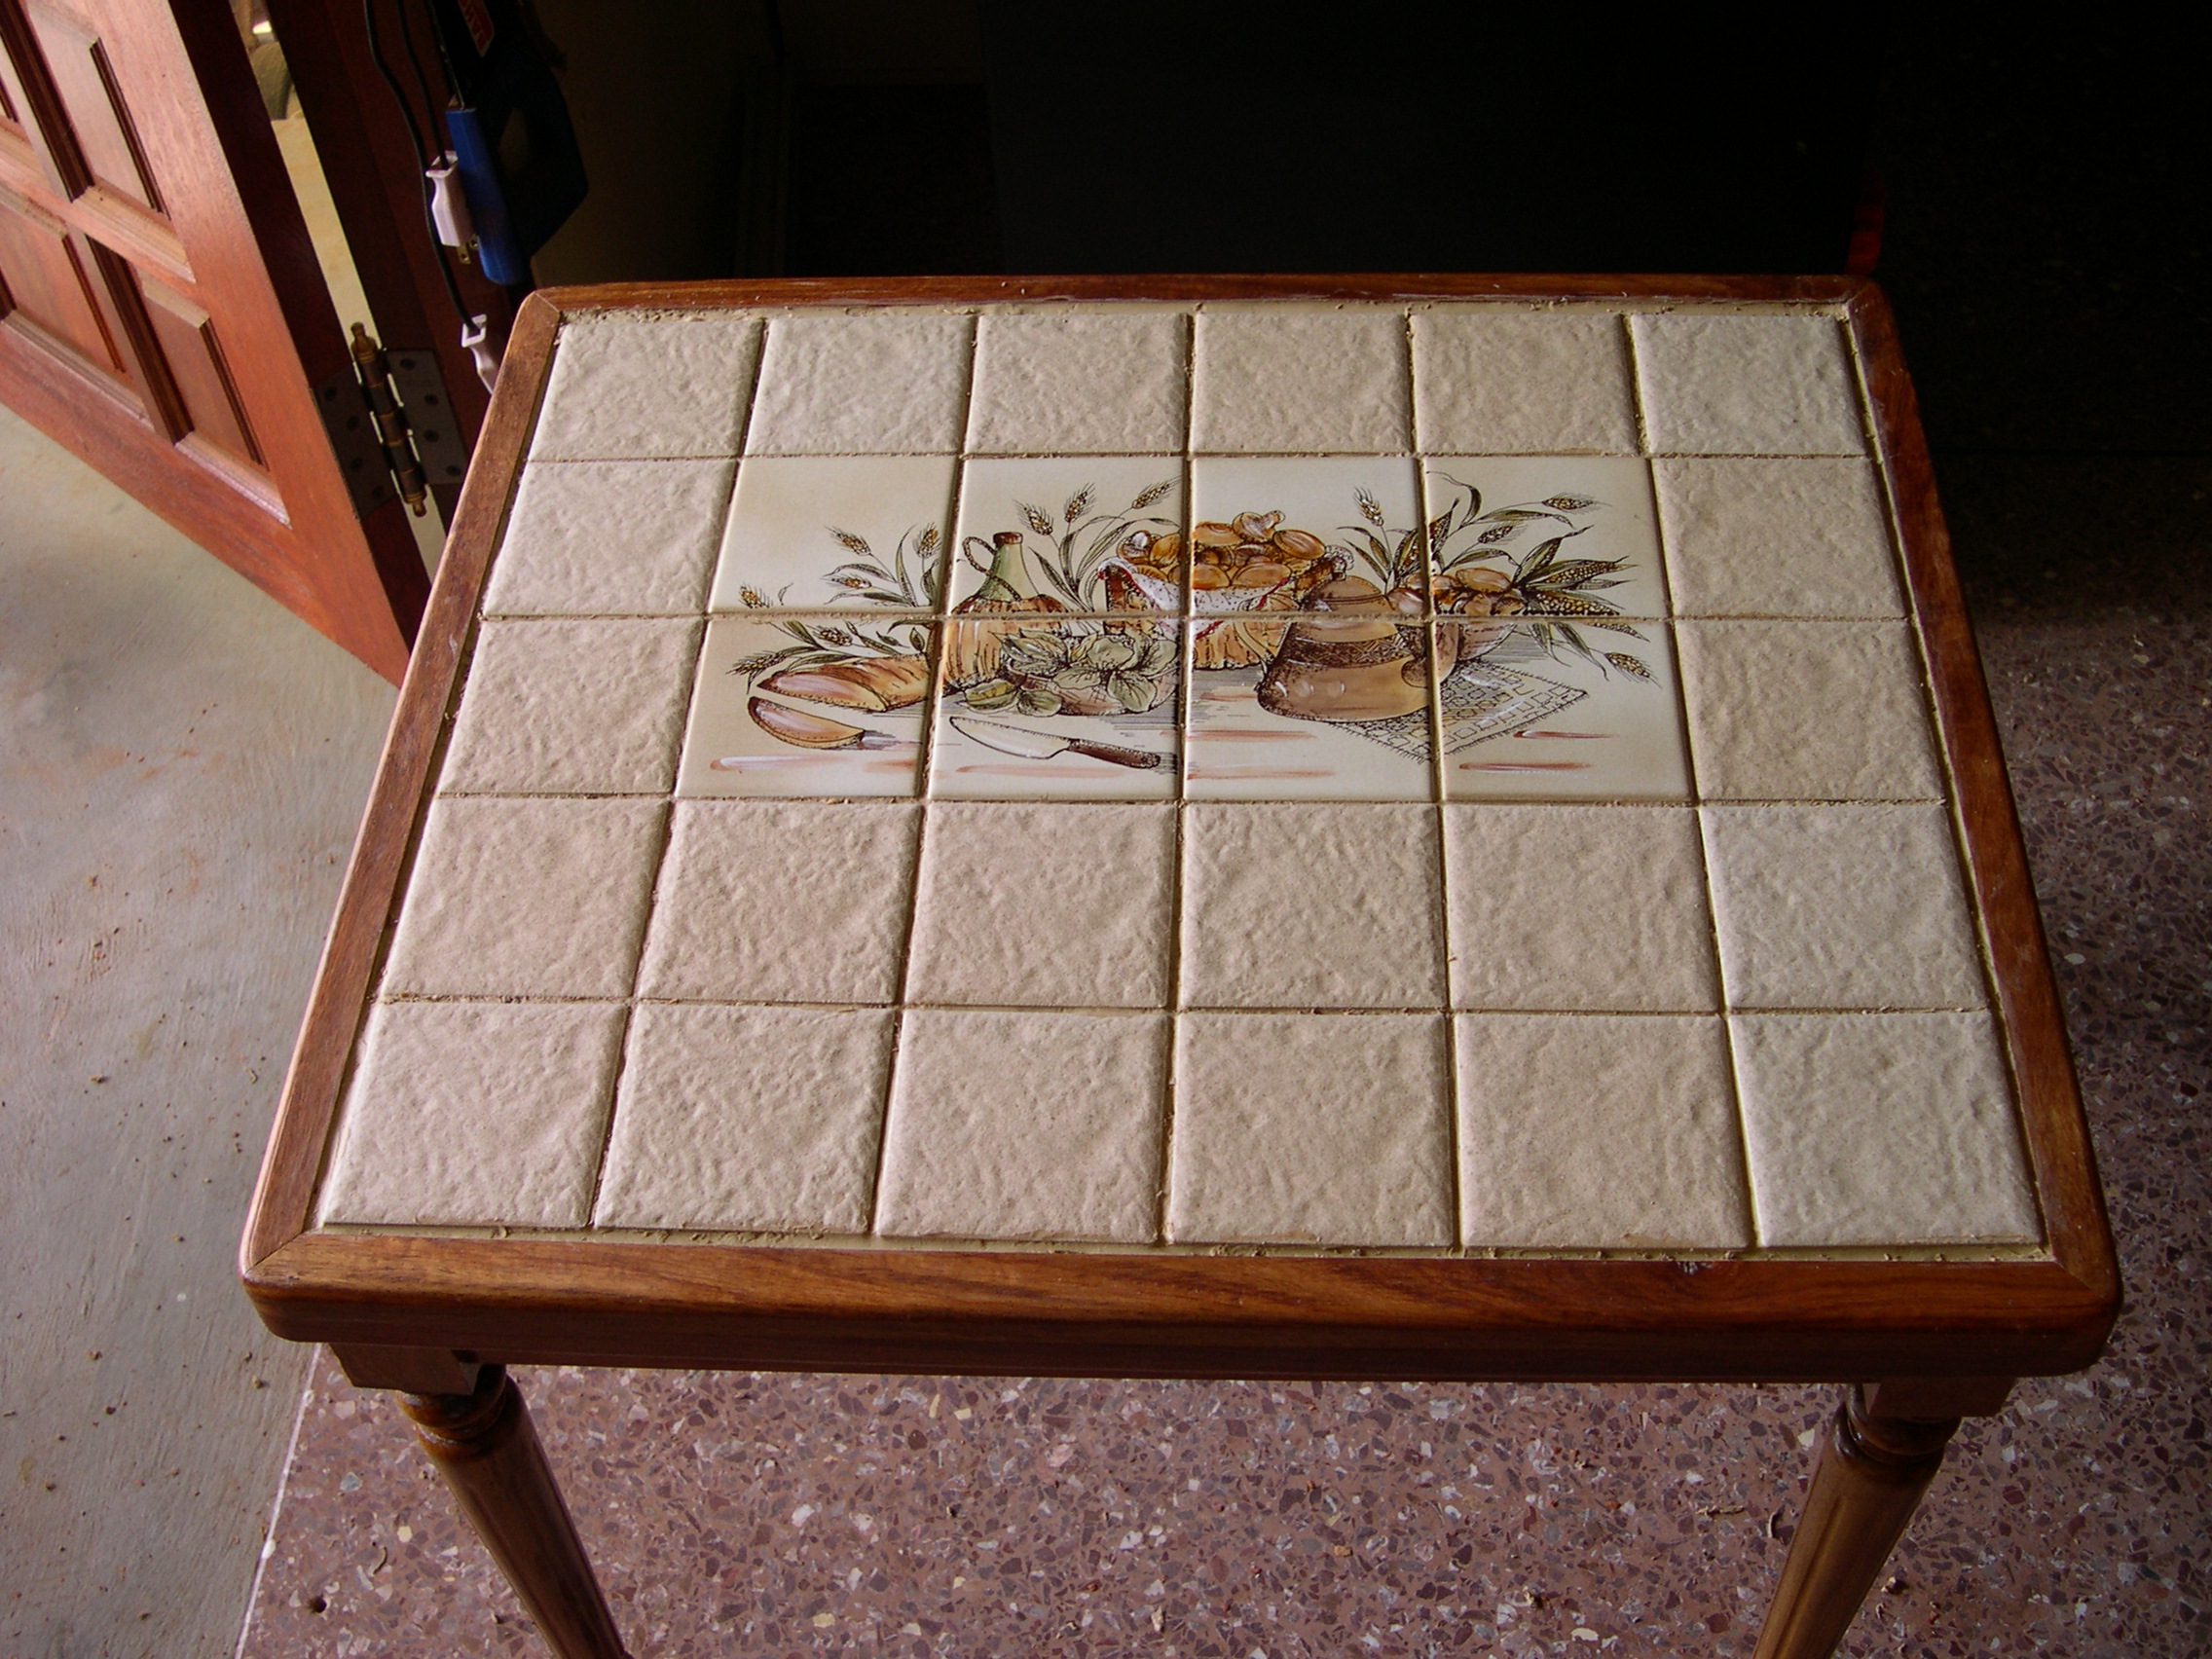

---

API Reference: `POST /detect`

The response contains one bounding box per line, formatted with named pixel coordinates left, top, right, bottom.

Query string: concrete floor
left=0, top=402, right=395, bottom=1658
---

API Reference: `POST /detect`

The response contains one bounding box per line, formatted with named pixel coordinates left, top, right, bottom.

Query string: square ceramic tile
left=1188, top=455, right=1424, bottom=612
left=875, top=1009, right=1169, bottom=1242
left=1186, top=621, right=1438, bottom=800
left=966, top=310, right=1190, bottom=455
left=1678, top=620, right=1944, bottom=801
left=592, top=1003, right=896, bottom=1234
left=529, top=312, right=761, bottom=461
left=931, top=620, right=1179, bottom=800
left=745, top=310, right=973, bottom=455
left=1421, top=457, right=1668, bottom=619
left=381, top=796, right=665, bottom=999
left=1438, top=621, right=1691, bottom=801
left=1732, top=1012, right=2041, bottom=1245
left=1454, top=1014, right=1751, bottom=1248
left=1165, top=1012, right=1453, bottom=1246
left=1702, top=804, right=1987, bottom=1010
left=1630, top=312, right=1865, bottom=457
left=903, top=803, right=1175, bottom=1007
left=1191, top=309, right=1412, bottom=454
left=709, top=455, right=954, bottom=612
left=317, top=1000, right=624, bottom=1229
left=947, top=457, right=1184, bottom=613
left=1441, top=806, right=1718, bottom=1011
left=482, top=459, right=734, bottom=616
left=1182, top=457, right=1434, bottom=799
left=438, top=617, right=700, bottom=795
left=1654, top=458, right=1904, bottom=617
left=634, top=800, right=919, bottom=1004
left=676, top=614, right=933, bottom=797
left=1179, top=803, right=1446, bottom=1010
left=1411, top=309, right=1639, bottom=455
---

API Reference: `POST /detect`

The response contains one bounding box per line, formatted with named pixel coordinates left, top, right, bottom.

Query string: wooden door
left=0, top=0, right=426, bottom=681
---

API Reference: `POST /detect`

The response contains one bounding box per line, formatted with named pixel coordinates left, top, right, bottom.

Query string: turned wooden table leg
left=396, top=1365, right=631, bottom=1659
left=1753, top=1379, right=2009, bottom=1659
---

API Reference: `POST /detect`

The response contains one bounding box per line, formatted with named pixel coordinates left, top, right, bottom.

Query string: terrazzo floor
left=238, top=453, right=2209, bottom=1657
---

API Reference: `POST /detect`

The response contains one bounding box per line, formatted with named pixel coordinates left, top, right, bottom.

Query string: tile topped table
left=242, top=276, right=2117, bottom=1659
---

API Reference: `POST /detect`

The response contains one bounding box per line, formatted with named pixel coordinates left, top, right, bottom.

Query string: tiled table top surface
left=316, top=300, right=2043, bottom=1259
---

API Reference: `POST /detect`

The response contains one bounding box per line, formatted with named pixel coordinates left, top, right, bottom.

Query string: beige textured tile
left=1455, top=1014, right=1751, bottom=1247
left=948, top=457, right=1184, bottom=612
left=1654, top=458, right=1903, bottom=617
left=1631, top=313, right=1865, bottom=457
left=635, top=800, right=918, bottom=1004
left=677, top=614, right=931, bottom=798
left=875, top=1009, right=1168, bottom=1242
left=1440, top=622, right=1692, bottom=802
left=746, top=311, right=973, bottom=455
left=932, top=621, right=1180, bottom=801
left=1442, top=807, right=1717, bottom=1010
left=592, top=1004, right=895, bottom=1234
left=1423, top=456, right=1670, bottom=618
left=530, top=313, right=761, bottom=461
left=1180, top=803, right=1446, bottom=1009
left=904, top=803, right=1174, bottom=1008
left=967, top=311, right=1190, bottom=454
left=483, top=459, right=735, bottom=616
left=710, top=455, right=953, bottom=612
left=1191, top=310, right=1412, bottom=454
left=1702, top=804, right=1986, bottom=1010
left=318, top=1000, right=623, bottom=1228
left=1679, top=621, right=1943, bottom=801
left=382, top=797, right=665, bottom=999
left=439, top=617, right=700, bottom=795
left=1166, top=1013, right=1453, bottom=1246
left=1732, top=1012, right=2041, bottom=1245
left=1412, top=309, right=1639, bottom=454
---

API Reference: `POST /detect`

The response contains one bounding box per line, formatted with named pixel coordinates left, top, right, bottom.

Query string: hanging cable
left=363, top=0, right=472, bottom=326
left=391, top=0, right=449, bottom=135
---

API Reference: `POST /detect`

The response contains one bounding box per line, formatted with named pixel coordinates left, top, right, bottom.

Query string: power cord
left=362, top=0, right=473, bottom=327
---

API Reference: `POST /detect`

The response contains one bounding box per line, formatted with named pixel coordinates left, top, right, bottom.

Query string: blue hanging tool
left=424, top=0, right=586, bottom=286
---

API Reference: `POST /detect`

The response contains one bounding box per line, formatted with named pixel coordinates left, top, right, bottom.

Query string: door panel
left=0, top=186, right=125, bottom=377
left=0, top=0, right=426, bottom=681
left=27, top=2, right=161, bottom=207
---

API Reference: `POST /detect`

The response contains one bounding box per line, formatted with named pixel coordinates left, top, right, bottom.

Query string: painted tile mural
left=710, top=454, right=954, bottom=612
left=364, top=301, right=2041, bottom=1258
left=931, top=619, right=1181, bottom=799
left=677, top=614, right=932, bottom=796
left=948, top=458, right=1184, bottom=613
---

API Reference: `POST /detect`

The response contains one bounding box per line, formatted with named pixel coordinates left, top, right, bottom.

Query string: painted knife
left=949, top=714, right=1174, bottom=771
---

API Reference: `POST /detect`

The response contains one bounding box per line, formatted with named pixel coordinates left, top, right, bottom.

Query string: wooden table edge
left=237, top=276, right=2121, bottom=1385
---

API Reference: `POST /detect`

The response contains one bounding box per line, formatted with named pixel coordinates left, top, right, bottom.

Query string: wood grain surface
left=240, top=276, right=2120, bottom=1386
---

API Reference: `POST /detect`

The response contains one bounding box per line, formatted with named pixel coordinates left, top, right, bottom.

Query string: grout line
left=1651, top=407, right=1767, bottom=1249
left=861, top=802, right=933, bottom=1235
left=578, top=330, right=765, bottom=1228
left=1694, top=804, right=1764, bottom=1249
left=1415, top=443, right=1467, bottom=1249
left=1151, top=329, right=1200, bottom=1246
left=859, top=319, right=983, bottom=1235
left=1622, top=312, right=1654, bottom=460
left=373, top=990, right=1995, bottom=1019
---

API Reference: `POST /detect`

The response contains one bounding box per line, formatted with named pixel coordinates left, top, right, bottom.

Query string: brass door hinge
left=316, top=327, right=471, bottom=520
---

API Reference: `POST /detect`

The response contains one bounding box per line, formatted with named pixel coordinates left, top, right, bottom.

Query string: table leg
left=1752, top=1382, right=1991, bottom=1659
left=396, top=1365, right=632, bottom=1659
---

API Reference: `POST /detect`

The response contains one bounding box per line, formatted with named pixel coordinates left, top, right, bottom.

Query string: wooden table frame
left=240, top=275, right=2119, bottom=1659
